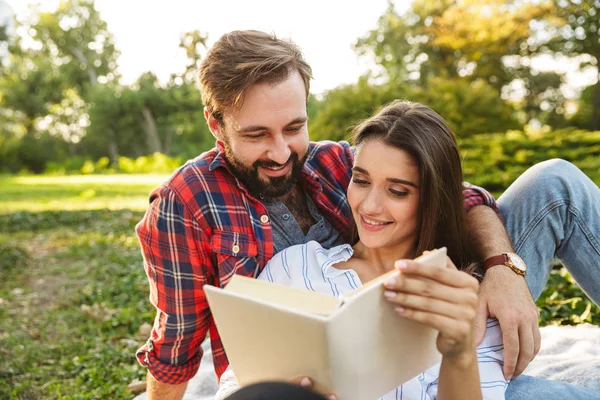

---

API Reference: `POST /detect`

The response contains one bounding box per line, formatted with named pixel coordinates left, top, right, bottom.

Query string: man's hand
left=474, top=266, right=541, bottom=380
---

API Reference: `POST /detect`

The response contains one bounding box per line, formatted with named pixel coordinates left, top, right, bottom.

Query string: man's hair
left=198, top=30, right=312, bottom=125
left=352, top=100, right=479, bottom=272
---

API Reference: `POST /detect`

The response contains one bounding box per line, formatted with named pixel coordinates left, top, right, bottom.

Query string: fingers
left=500, top=318, right=520, bottom=380
left=290, top=376, right=313, bottom=388
left=383, top=288, right=477, bottom=320
left=395, top=306, right=473, bottom=340
left=384, top=272, right=479, bottom=305
left=394, top=259, right=478, bottom=290
left=473, top=297, right=489, bottom=347
left=290, top=377, right=337, bottom=400
left=533, top=322, right=542, bottom=358
left=513, top=324, right=535, bottom=378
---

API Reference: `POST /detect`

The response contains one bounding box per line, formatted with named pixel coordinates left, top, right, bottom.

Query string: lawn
left=0, top=174, right=167, bottom=399
left=0, top=173, right=598, bottom=399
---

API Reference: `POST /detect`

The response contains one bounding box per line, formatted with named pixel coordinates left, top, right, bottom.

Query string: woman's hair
left=351, top=100, right=479, bottom=272
left=198, top=30, right=312, bottom=126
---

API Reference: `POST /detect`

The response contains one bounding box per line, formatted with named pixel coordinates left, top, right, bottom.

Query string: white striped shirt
left=217, top=241, right=508, bottom=400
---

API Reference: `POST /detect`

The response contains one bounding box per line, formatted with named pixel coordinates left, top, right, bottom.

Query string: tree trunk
left=70, top=47, right=98, bottom=86
left=140, top=107, right=163, bottom=154
left=592, top=76, right=600, bottom=131
left=164, top=127, right=173, bottom=156
left=107, top=129, right=119, bottom=167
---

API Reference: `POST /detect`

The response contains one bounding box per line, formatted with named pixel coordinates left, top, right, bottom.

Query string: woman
left=216, top=100, right=504, bottom=399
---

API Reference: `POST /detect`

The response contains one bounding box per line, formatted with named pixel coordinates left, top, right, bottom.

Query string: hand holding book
left=382, top=255, right=480, bottom=359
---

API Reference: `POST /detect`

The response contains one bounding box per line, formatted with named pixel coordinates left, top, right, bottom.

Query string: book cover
left=205, top=248, right=447, bottom=400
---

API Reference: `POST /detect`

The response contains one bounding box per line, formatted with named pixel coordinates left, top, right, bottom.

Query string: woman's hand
left=290, top=377, right=337, bottom=400
left=382, top=256, right=480, bottom=358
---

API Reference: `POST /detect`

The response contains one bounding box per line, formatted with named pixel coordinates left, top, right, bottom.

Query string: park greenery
left=1, top=0, right=599, bottom=398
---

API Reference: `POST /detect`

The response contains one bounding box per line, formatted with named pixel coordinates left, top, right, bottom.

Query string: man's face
left=209, top=71, right=310, bottom=198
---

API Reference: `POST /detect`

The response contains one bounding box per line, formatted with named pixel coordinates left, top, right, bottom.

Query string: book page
left=325, top=248, right=446, bottom=399
left=342, top=247, right=447, bottom=300
left=205, top=284, right=332, bottom=387
left=223, top=274, right=342, bottom=316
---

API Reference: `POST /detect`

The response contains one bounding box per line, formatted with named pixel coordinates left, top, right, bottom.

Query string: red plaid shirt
left=135, top=140, right=497, bottom=384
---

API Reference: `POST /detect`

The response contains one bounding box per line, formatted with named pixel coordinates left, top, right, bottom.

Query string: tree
left=310, top=75, right=517, bottom=143
left=571, top=84, right=597, bottom=130
left=32, top=0, right=120, bottom=96
left=354, top=0, right=564, bottom=125
left=545, top=0, right=600, bottom=130
left=179, top=30, right=208, bottom=83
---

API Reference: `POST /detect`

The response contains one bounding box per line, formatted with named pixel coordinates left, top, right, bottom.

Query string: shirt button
left=260, top=215, right=269, bottom=224
left=282, top=214, right=290, bottom=221
left=232, top=245, right=240, bottom=254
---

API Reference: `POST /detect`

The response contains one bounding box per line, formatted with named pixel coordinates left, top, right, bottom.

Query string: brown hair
left=198, top=30, right=312, bottom=125
left=352, top=100, right=479, bottom=272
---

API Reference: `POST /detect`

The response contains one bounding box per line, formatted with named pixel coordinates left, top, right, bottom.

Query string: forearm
left=466, top=205, right=513, bottom=260
left=437, top=351, right=482, bottom=400
left=146, top=372, right=188, bottom=400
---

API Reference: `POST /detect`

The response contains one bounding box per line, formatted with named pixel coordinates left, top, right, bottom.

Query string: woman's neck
left=351, top=240, right=417, bottom=275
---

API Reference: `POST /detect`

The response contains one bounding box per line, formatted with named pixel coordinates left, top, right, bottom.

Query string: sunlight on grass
left=0, top=174, right=169, bottom=213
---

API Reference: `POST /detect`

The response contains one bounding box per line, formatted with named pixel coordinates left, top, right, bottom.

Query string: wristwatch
left=483, top=252, right=527, bottom=276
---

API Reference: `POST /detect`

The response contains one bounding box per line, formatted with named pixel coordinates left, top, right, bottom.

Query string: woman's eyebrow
left=386, top=177, right=418, bottom=188
left=352, top=166, right=369, bottom=175
left=353, top=166, right=418, bottom=188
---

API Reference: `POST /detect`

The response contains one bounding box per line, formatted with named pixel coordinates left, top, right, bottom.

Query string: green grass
left=0, top=175, right=167, bottom=399
left=0, top=173, right=598, bottom=399
left=0, top=174, right=169, bottom=213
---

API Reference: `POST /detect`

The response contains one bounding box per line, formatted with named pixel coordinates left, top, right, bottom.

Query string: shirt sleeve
left=135, top=186, right=215, bottom=385
left=463, top=182, right=498, bottom=212
left=476, top=318, right=508, bottom=399
left=420, top=318, right=506, bottom=399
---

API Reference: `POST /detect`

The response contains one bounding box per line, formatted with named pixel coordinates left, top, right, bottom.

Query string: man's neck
left=271, top=184, right=315, bottom=235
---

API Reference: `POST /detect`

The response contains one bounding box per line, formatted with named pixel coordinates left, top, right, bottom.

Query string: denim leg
left=506, top=375, right=600, bottom=400
left=497, top=159, right=600, bottom=304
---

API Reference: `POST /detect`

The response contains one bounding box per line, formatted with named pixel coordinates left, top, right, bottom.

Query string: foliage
left=353, top=0, right=567, bottom=125
left=547, top=0, right=600, bottom=130
left=0, top=0, right=213, bottom=174
left=460, top=128, right=600, bottom=195
left=538, top=267, right=600, bottom=326
left=570, top=84, right=597, bottom=130
left=309, top=76, right=518, bottom=142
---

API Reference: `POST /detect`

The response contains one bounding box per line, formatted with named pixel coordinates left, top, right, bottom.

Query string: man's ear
left=204, top=108, right=223, bottom=141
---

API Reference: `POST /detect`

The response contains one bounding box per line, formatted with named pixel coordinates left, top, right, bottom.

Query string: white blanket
left=134, top=324, right=600, bottom=399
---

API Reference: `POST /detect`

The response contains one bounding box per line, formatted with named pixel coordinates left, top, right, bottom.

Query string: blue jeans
left=497, top=159, right=600, bottom=399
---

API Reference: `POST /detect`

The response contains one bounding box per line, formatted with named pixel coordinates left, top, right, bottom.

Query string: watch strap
left=482, top=254, right=509, bottom=271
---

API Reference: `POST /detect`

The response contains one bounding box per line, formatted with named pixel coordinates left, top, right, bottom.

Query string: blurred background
left=0, top=0, right=598, bottom=398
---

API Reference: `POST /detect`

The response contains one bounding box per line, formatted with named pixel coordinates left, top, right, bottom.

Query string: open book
left=204, top=248, right=446, bottom=400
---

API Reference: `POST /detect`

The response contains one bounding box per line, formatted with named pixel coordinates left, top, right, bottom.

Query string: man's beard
left=224, top=143, right=307, bottom=199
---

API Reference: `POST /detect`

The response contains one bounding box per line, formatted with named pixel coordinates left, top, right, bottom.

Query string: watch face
left=507, top=253, right=526, bottom=272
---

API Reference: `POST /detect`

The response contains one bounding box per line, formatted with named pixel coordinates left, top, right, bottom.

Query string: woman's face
left=348, top=139, right=421, bottom=251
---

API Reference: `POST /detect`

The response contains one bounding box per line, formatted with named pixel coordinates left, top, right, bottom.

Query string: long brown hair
left=352, top=100, right=478, bottom=271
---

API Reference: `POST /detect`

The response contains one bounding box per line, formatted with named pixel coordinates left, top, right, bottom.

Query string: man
left=136, top=30, right=600, bottom=399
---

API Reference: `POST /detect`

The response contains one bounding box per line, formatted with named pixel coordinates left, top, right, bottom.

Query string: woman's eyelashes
left=389, top=189, right=409, bottom=198
left=351, top=178, right=410, bottom=198
left=351, top=178, right=369, bottom=186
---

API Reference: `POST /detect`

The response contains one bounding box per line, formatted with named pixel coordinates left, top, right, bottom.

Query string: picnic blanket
left=133, top=323, right=600, bottom=399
